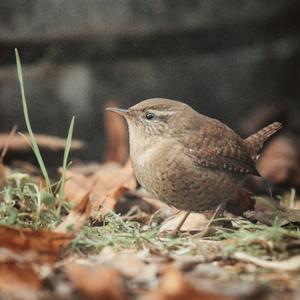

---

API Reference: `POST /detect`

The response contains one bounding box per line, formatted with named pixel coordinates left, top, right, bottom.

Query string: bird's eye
left=145, top=112, right=156, bottom=121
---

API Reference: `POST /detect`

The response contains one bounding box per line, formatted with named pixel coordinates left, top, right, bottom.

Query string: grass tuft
left=57, top=116, right=75, bottom=218
left=212, top=218, right=300, bottom=257
left=8, top=49, right=75, bottom=228
left=70, top=211, right=199, bottom=255
left=15, top=49, right=51, bottom=192
left=0, top=173, right=69, bottom=229
left=68, top=212, right=300, bottom=259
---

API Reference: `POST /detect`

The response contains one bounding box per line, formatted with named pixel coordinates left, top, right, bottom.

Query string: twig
left=0, top=125, right=17, bottom=161
left=233, top=252, right=300, bottom=271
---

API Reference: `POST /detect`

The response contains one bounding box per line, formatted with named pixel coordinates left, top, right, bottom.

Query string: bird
left=106, top=98, right=281, bottom=215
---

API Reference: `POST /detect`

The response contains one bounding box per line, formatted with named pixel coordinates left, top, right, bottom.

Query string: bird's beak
left=105, top=107, right=129, bottom=116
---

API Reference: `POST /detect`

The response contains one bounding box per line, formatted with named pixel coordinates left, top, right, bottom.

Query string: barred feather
left=244, top=122, right=282, bottom=160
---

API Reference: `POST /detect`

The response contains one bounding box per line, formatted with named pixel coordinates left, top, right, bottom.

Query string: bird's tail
left=244, top=122, right=282, bottom=160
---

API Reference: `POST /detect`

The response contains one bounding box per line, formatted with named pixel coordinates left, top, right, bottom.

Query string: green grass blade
left=15, top=48, right=51, bottom=191
left=57, top=116, right=75, bottom=217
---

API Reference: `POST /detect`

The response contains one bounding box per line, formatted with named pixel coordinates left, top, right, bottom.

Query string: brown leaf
left=101, top=186, right=130, bottom=214
left=113, top=190, right=171, bottom=217
left=142, top=195, right=171, bottom=211
left=55, top=191, right=92, bottom=234
left=0, top=125, right=18, bottom=158
left=0, top=225, right=72, bottom=263
left=0, top=133, right=85, bottom=152
left=104, top=100, right=129, bottom=165
left=145, top=266, right=234, bottom=300
left=9, top=160, right=41, bottom=175
left=0, top=260, right=41, bottom=296
left=233, top=252, right=300, bottom=271
left=0, top=126, right=17, bottom=188
left=226, top=189, right=255, bottom=216
left=63, top=161, right=137, bottom=214
left=160, top=211, right=209, bottom=233
left=257, top=135, right=300, bottom=187
left=0, top=159, right=5, bottom=189
left=245, top=197, right=300, bottom=226
left=62, top=170, right=91, bottom=204
left=72, top=248, right=161, bottom=280
left=66, top=263, right=126, bottom=300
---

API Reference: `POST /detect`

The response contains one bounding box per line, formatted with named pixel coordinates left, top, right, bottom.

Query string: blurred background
left=0, top=0, right=300, bottom=171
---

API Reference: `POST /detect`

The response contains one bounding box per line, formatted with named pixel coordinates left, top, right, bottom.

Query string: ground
left=0, top=54, right=299, bottom=300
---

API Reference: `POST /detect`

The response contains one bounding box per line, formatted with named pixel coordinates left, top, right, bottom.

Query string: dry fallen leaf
left=160, top=211, right=209, bottom=233
left=74, top=248, right=162, bottom=281
left=66, top=263, right=126, bottom=300
left=0, top=132, right=85, bottom=152
left=55, top=191, right=92, bottom=234
left=63, top=160, right=137, bottom=215
left=144, top=266, right=235, bottom=300
left=0, top=158, right=5, bottom=189
left=142, top=195, right=171, bottom=211
left=245, top=197, right=300, bottom=226
left=104, top=100, right=129, bottom=165
left=257, top=135, right=300, bottom=187
left=233, top=252, right=300, bottom=271
left=0, top=126, right=17, bottom=188
left=0, top=225, right=72, bottom=263
left=226, top=189, right=255, bottom=216
left=102, top=185, right=131, bottom=214
left=0, top=261, right=42, bottom=292
left=0, top=224, right=73, bottom=297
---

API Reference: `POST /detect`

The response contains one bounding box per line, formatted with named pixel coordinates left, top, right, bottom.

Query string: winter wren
left=106, top=98, right=281, bottom=212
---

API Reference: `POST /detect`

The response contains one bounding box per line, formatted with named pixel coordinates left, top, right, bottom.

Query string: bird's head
left=106, top=98, right=198, bottom=140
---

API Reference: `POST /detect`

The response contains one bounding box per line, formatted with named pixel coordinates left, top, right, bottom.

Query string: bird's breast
left=135, top=146, right=157, bottom=168
left=130, top=139, right=242, bottom=212
left=131, top=143, right=159, bottom=183
left=130, top=139, right=177, bottom=197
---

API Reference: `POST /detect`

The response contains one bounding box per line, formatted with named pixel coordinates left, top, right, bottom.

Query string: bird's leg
left=171, top=210, right=191, bottom=237
left=194, top=202, right=225, bottom=238
left=206, top=202, right=225, bottom=226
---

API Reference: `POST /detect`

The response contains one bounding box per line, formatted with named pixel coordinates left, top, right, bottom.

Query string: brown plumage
left=107, top=98, right=281, bottom=212
left=244, top=122, right=282, bottom=160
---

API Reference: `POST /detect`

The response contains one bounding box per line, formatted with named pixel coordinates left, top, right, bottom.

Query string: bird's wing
left=180, top=119, right=259, bottom=176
